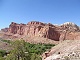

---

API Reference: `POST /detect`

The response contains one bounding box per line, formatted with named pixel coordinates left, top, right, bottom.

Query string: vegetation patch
left=1, top=39, right=11, bottom=44
left=0, top=40, right=55, bottom=60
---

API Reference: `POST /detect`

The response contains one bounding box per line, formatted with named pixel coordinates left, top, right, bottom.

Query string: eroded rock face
left=8, top=21, right=60, bottom=41
left=59, top=22, right=80, bottom=40
left=8, top=22, right=26, bottom=35
left=60, top=22, right=80, bottom=32
left=1, top=28, right=9, bottom=32
left=43, top=40, right=80, bottom=60
left=2, top=21, right=80, bottom=41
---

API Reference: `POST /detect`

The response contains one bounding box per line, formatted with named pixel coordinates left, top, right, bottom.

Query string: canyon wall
left=4, top=21, right=80, bottom=41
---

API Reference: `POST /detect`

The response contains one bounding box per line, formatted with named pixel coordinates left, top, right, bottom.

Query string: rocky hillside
left=43, top=40, right=80, bottom=60
left=1, top=21, right=80, bottom=42
left=1, top=21, right=80, bottom=60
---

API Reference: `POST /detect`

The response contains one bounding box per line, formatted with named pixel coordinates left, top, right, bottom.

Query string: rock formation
left=8, top=22, right=26, bottom=35
left=8, top=21, right=60, bottom=41
left=1, top=21, right=80, bottom=41
left=59, top=22, right=80, bottom=41
left=43, top=40, right=80, bottom=60
left=1, top=28, right=9, bottom=32
left=1, top=21, right=80, bottom=60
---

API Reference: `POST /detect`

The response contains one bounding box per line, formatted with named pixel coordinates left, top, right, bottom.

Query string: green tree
left=31, top=53, right=42, bottom=60
left=0, top=56, right=5, bottom=60
left=5, top=54, right=16, bottom=60
left=0, top=50, right=6, bottom=57
left=5, top=40, right=30, bottom=60
left=4, top=40, right=55, bottom=60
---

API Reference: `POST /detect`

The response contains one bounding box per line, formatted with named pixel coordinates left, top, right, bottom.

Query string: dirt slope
left=43, top=40, right=80, bottom=60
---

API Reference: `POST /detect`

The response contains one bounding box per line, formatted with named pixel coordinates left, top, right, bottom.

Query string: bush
left=30, top=53, right=42, bottom=60
left=0, top=50, right=6, bottom=57
left=1, top=40, right=11, bottom=43
left=0, top=57, right=5, bottom=60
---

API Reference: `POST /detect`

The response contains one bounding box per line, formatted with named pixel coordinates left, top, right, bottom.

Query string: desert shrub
left=30, top=53, right=42, bottom=60
left=0, top=50, right=6, bottom=57
left=0, top=57, right=5, bottom=60
left=1, top=40, right=11, bottom=43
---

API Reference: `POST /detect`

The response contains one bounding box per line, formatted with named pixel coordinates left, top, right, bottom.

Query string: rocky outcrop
left=8, top=22, right=26, bottom=35
left=41, top=22, right=80, bottom=60
left=59, top=22, right=80, bottom=41
left=2, top=21, right=80, bottom=41
left=7, top=21, right=60, bottom=41
left=60, top=22, right=80, bottom=32
left=43, top=40, right=80, bottom=60
left=1, top=28, right=9, bottom=32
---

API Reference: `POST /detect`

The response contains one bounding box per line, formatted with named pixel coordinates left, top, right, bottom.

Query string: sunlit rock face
left=60, top=22, right=80, bottom=32
left=8, top=21, right=60, bottom=41
left=59, top=22, right=80, bottom=40
left=2, top=21, right=80, bottom=41
left=43, top=40, right=80, bottom=60
left=8, top=22, right=26, bottom=35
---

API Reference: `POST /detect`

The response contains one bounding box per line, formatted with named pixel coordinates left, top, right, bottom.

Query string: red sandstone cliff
left=8, top=21, right=60, bottom=41
left=1, top=21, right=80, bottom=41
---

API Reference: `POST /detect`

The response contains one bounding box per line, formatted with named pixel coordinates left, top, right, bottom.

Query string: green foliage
left=25, top=43, right=55, bottom=55
left=5, top=54, right=16, bottom=60
left=0, top=40, right=55, bottom=60
left=0, top=56, right=5, bottom=60
left=30, top=53, right=42, bottom=60
left=0, top=50, right=6, bottom=57
left=1, top=40, right=11, bottom=43
left=6, top=40, right=28, bottom=60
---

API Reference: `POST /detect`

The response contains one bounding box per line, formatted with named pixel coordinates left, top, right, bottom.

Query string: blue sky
left=0, top=0, right=80, bottom=29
